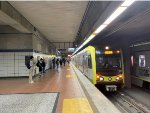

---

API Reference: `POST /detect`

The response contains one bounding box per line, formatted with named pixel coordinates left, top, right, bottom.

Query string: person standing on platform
left=49, top=59, right=52, bottom=69
left=52, top=57, right=56, bottom=69
left=67, top=58, right=70, bottom=65
left=59, top=59, right=62, bottom=67
left=29, top=56, right=34, bottom=84
left=56, top=59, right=59, bottom=69
left=37, top=58, right=43, bottom=76
left=62, top=57, right=66, bottom=66
left=42, top=59, right=46, bottom=73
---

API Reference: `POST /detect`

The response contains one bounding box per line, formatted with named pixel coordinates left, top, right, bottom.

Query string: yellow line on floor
left=66, top=74, right=75, bottom=78
left=62, top=98, right=93, bottom=113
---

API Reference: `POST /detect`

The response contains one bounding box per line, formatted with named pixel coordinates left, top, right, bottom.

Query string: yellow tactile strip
left=66, top=74, right=76, bottom=78
left=62, top=98, right=93, bottom=113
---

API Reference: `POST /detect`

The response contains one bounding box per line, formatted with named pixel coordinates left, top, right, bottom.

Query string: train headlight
left=116, top=77, right=120, bottom=81
left=118, top=74, right=123, bottom=78
left=96, top=75, right=100, bottom=80
left=100, top=77, right=104, bottom=81
left=116, top=74, right=123, bottom=81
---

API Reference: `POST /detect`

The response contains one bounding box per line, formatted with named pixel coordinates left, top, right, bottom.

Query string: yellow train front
left=95, top=49, right=124, bottom=91
left=72, top=46, right=124, bottom=91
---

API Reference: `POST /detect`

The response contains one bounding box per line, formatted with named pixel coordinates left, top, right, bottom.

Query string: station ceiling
left=0, top=20, right=6, bottom=25
left=9, top=1, right=88, bottom=42
left=1, top=1, right=150, bottom=53
left=90, top=1, right=150, bottom=49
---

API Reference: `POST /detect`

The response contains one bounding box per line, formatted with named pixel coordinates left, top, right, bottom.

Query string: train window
left=96, top=55, right=122, bottom=69
left=83, top=54, right=87, bottom=67
left=82, top=55, right=85, bottom=66
left=88, top=55, right=92, bottom=68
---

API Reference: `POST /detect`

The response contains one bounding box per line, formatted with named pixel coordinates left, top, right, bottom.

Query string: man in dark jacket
left=42, top=59, right=46, bottom=73
left=59, top=59, right=62, bottom=66
left=52, top=57, right=56, bottom=69
left=56, top=59, right=59, bottom=69
left=62, top=58, right=66, bottom=66
left=37, top=58, right=43, bottom=76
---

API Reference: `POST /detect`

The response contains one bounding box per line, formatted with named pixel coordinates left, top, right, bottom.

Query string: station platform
left=0, top=64, right=120, bottom=113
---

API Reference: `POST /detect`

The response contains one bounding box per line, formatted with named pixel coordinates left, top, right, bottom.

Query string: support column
left=122, top=46, right=131, bottom=88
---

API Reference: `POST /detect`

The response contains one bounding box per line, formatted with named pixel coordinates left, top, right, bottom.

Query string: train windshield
left=96, top=54, right=122, bottom=69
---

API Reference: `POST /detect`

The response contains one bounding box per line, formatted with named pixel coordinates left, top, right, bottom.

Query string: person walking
left=59, top=59, right=62, bottom=66
left=62, top=57, right=66, bottom=66
left=42, top=59, right=46, bottom=73
left=52, top=57, right=56, bottom=69
left=56, top=59, right=59, bottom=69
left=37, top=58, right=43, bottom=76
left=29, top=56, right=34, bottom=84
left=67, top=58, right=70, bottom=65
left=49, top=59, right=52, bottom=69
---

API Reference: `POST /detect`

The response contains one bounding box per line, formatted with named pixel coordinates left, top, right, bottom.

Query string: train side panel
left=73, top=46, right=96, bottom=84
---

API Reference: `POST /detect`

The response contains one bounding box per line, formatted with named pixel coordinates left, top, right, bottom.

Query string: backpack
left=26, top=61, right=31, bottom=69
left=36, top=61, right=39, bottom=67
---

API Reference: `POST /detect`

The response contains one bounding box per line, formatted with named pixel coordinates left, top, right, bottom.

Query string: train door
left=87, top=53, right=93, bottom=82
left=82, top=53, right=87, bottom=73
left=83, top=53, right=89, bottom=77
left=82, top=54, right=85, bottom=73
left=86, top=54, right=89, bottom=76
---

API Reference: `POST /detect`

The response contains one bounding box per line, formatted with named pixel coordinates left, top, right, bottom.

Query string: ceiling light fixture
left=121, top=0, right=135, bottom=7
left=103, top=7, right=127, bottom=25
left=94, top=24, right=107, bottom=34
left=105, top=46, right=109, bottom=50
left=72, top=0, right=135, bottom=56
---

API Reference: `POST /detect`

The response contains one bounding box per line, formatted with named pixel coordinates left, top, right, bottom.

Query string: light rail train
left=72, top=46, right=124, bottom=91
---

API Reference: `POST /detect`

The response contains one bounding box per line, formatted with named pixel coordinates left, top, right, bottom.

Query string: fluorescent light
left=94, top=24, right=107, bottom=34
left=88, top=34, right=96, bottom=40
left=104, top=0, right=135, bottom=25
left=121, top=0, right=135, bottom=7
left=103, top=7, right=127, bottom=25
left=73, top=34, right=96, bottom=55
left=82, top=34, right=96, bottom=46
left=82, top=40, right=89, bottom=47
left=72, top=0, right=136, bottom=56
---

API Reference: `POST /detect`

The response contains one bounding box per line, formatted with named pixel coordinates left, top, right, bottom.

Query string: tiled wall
left=15, top=52, right=33, bottom=77
left=0, top=52, right=14, bottom=77
left=0, top=51, right=54, bottom=77
left=0, top=52, right=32, bottom=77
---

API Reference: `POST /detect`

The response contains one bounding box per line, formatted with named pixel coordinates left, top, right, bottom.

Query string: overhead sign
left=68, top=48, right=75, bottom=52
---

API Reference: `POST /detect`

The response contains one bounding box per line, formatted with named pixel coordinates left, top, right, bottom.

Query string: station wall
left=32, top=34, right=49, bottom=54
left=0, top=51, right=54, bottom=77
left=0, top=51, right=32, bottom=77
left=0, top=34, right=32, bottom=49
left=0, top=33, right=54, bottom=77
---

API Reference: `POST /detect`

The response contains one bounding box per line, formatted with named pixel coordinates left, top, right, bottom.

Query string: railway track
left=108, top=91, right=150, bottom=113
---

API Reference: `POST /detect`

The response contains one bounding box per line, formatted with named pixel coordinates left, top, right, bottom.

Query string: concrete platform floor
left=0, top=93, right=58, bottom=113
left=0, top=65, right=93, bottom=113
